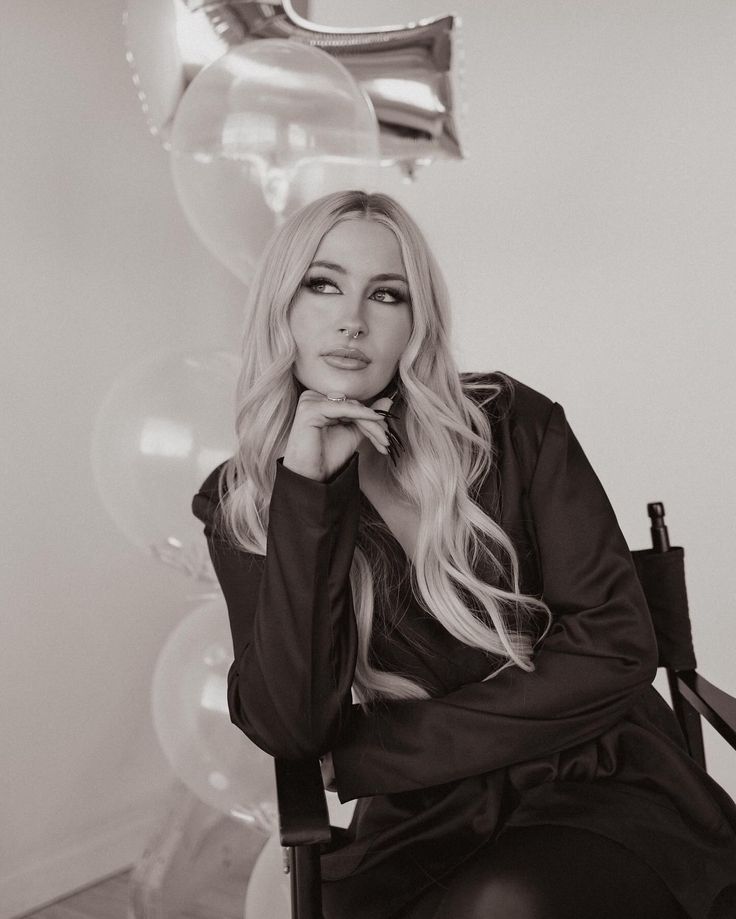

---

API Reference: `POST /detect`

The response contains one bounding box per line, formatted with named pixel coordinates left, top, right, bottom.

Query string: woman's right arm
left=328, top=401, right=659, bottom=801
left=192, top=451, right=362, bottom=760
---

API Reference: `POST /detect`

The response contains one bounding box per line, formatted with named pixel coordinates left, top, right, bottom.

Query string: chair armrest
left=676, top=671, right=736, bottom=751
left=274, top=757, right=332, bottom=847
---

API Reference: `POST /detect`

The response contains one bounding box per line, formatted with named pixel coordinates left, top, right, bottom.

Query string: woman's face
left=289, top=217, right=413, bottom=404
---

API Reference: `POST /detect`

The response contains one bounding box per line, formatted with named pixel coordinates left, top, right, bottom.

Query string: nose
left=336, top=293, right=368, bottom=337
left=339, top=324, right=365, bottom=339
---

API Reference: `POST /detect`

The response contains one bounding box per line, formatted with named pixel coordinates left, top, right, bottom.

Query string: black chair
left=273, top=502, right=736, bottom=919
left=630, top=503, right=736, bottom=767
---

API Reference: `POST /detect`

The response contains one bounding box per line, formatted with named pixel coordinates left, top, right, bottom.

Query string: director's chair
left=273, top=502, right=736, bottom=918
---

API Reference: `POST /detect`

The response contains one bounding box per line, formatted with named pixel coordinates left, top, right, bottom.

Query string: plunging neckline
left=359, top=488, right=416, bottom=567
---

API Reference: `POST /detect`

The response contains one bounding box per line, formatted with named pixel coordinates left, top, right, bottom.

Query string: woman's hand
left=320, top=752, right=337, bottom=791
left=283, top=389, right=394, bottom=482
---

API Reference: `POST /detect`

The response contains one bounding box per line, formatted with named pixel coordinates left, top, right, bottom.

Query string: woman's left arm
left=330, top=402, right=658, bottom=802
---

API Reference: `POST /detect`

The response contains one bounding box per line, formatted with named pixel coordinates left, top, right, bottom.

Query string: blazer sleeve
left=330, top=402, right=659, bottom=802
left=191, top=453, right=361, bottom=760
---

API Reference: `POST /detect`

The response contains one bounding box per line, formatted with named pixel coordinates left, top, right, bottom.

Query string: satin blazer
left=192, top=372, right=736, bottom=919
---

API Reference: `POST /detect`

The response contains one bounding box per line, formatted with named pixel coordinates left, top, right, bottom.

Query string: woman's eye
left=371, top=287, right=405, bottom=304
left=303, top=277, right=406, bottom=304
left=304, top=276, right=340, bottom=294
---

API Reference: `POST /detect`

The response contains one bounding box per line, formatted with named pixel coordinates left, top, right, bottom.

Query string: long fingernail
left=386, top=425, right=404, bottom=448
left=386, top=428, right=404, bottom=453
left=374, top=409, right=399, bottom=420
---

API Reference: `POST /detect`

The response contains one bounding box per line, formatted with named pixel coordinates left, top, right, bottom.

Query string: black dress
left=192, top=372, right=736, bottom=919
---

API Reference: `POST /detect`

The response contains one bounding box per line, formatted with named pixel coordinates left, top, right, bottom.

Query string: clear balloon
left=129, top=778, right=271, bottom=918
left=90, top=348, right=238, bottom=579
left=151, top=597, right=278, bottom=828
left=242, top=792, right=363, bottom=919
left=169, top=39, right=380, bottom=281
left=122, top=0, right=184, bottom=144
left=123, top=0, right=463, bottom=176
left=243, top=831, right=291, bottom=919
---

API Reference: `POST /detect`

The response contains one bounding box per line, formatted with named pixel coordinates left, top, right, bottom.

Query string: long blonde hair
left=215, top=190, right=551, bottom=706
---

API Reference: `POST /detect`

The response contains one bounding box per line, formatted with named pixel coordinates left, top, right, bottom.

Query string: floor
left=16, top=780, right=278, bottom=919
left=18, top=818, right=267, bottom=919
left=19, top=866, right=252, bottom=919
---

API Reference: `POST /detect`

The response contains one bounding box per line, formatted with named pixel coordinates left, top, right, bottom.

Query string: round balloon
left=241, top=787, right=357, bottom=919
left=169, top=38, right=380, bottom=282
left=152, top=597, right=279, bottom=828
left=90, top=348, right=238, bottom=579
left=244, top=831, right=291, bottom=919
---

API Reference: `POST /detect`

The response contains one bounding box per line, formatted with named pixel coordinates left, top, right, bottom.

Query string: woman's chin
left=293, top=369, right=398, bottom=405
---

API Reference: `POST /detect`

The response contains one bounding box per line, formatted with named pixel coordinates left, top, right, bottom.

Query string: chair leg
left=667, top=669, right=707, bottom=769
left=288, top=844, right=324, bottom=919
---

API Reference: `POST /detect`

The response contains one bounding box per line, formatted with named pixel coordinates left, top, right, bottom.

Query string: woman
left=192, top=190, right=736, bottom=918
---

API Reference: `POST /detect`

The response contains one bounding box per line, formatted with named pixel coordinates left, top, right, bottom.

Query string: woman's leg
left=397, top=824, right=689, bottom=919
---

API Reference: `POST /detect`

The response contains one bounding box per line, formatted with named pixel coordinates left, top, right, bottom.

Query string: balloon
left=129, top=778, right=271, bottom=919
left=244, top=831, right=291, bottom=919
left=240, top=786, right=357, bottom=919
left=90, top=348, right=238, bottom=580
left=169, top=38, right=380, bottom=281
left=122, top=0, right=184, bottom=144
left=152, top=597, right=279, bottom=828
left=123, top=0, right=463, bottom=176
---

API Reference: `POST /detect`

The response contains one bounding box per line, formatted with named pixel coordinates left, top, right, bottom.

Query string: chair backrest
left=630, top=545, right=696, bottom=672
left=630, top=502, right=706, bottom=768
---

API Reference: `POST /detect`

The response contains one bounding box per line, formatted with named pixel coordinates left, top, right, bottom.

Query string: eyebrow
left=309, top=260, right=408, bottom=285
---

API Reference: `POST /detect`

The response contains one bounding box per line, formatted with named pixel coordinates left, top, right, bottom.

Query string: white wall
left=0, top=3, right=244, bottom=915
left=2, top=1, right=734, bottom=915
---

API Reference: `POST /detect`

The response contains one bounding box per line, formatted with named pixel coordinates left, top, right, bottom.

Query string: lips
left=323, top=347, right=370, bottom=362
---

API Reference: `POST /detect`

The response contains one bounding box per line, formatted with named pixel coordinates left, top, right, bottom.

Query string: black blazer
left=192, top=372, right=736, bottom=919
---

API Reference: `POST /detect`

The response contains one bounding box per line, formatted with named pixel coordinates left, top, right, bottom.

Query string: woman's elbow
left=228, top=710, right=341, bottom=760
left=226, top=667, right=345, bottom=760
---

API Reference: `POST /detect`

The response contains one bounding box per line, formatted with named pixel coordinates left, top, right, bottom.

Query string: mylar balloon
left=123, top=0, right=463, bottom=176
left=90, top=348, right=238, bottom=580
left=169, top=38, right=380, bottom=281
left=152, top=597, right=278, bottom=828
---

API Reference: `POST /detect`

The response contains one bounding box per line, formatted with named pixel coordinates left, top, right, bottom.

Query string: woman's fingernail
left=387, top=425, right=403, bottom=446
left=387, top=429, right=404, bottom=453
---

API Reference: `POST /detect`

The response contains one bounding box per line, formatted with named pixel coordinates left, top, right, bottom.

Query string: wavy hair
left=214, top=189, right=552, bottom=706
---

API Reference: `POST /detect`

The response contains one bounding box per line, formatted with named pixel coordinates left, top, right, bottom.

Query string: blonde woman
left=192, top=190, right=736, bottom=918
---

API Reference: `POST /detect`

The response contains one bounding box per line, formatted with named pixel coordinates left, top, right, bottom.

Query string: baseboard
left=0, top=790, right=167, bottom=919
